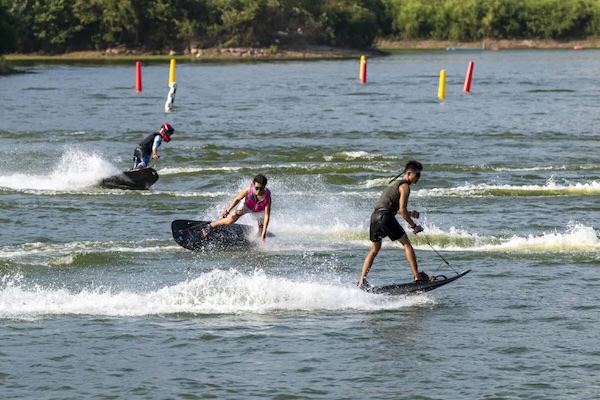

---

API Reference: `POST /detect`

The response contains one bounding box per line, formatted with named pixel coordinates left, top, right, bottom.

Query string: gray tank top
left=374, top=179, right=409, bottom=213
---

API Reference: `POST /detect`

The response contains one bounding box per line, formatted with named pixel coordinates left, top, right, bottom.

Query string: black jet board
left=172, top=219, right=266, bottom=250
left=368, top=269, right=471, bottom=296
left=101, top=168, right=159, bottom=190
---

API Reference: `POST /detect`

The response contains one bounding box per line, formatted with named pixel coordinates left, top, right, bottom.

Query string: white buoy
left=165, top=81, right=177, bottom=113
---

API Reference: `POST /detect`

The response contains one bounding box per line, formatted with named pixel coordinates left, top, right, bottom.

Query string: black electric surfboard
left=368, top=269, right=471, bottom=296
left=171, top=219, right=273, bottom=250
left=100, top=168, right=159, bottom=190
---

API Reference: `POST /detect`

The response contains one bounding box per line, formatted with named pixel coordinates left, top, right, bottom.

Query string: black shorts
left=369, top=209, right=406, bottom=242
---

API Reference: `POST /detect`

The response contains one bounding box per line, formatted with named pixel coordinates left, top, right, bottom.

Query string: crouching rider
left=204, top=174, right=272, bottom=242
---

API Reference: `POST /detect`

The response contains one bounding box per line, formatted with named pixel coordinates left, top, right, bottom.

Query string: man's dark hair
left=404, top=160, right=423, bottom=173
left=388, top=160, right=423, bottom=183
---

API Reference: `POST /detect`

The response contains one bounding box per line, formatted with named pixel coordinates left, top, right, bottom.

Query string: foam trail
left=0, top=269, right=429, bottom=319
left=0, top=147, right=119, bottom=191
left=418, top=222, right=600, bottom=253
left=481, top=222, right=600, bottom=252
left=421, top=179, right=600, bottom=198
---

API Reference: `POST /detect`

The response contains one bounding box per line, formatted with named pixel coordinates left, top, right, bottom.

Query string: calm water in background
left=1, top=50, right=600, bottom=399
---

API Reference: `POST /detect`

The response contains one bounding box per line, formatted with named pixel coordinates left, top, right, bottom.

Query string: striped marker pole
left=168, top=59, right=176, bottom=87
left=359, top=56, right=367, bottom=84
left=165, top=82, right=177, bottom=113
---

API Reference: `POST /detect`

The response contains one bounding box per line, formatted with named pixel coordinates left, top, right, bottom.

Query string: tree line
left=2, top=0, right=600, bottom=56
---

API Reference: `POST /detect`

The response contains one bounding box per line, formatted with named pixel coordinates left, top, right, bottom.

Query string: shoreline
left=377, top=38, right=600, bottom=50
left=3, top=39, right=599, bottom=67
left=3, top=45, right=384, bottom=63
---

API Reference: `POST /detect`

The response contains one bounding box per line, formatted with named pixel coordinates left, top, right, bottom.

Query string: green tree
left=385, top=0, right=436, bottom=39
left=321, top=0, right=383, bottom=48
left=7, top=0, right=600, bottom=54
left=0, top=0, right=18, bottom=55
left=209, top=0, right=272, bottom=47
left=445, top=0, right=487, bottom=41
left=130, top=0, right=177, bottom=50
left=73, top=0, right=138, bottom=49
left=28, top=0, right=81, bottom=52
left=584, top=0, right=600, bottom=36
left=254, top=0, right=324, bottom=46
left=480, top=0, right=526, bottom=39
left=523, top=0, right=588, bottom=38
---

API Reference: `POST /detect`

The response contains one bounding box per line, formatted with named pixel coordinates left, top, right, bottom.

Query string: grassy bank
left=3, top=39, right=598, bottom=67
left=3, top=45, right=385, bottom=64
left=377, top=38, right=600, bottom=50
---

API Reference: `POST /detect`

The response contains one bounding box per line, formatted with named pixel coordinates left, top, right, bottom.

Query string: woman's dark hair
left=253, top=174, right=268, bottom=186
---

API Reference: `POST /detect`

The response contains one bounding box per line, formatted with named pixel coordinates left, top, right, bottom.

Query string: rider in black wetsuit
left=132, top=123, right=174, bottom=170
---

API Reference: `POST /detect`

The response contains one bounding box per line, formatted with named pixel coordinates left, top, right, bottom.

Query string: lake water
left=1, top=50, right=600, bottom=399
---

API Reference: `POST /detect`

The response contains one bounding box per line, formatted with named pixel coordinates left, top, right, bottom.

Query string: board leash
left=426, top=239, right=459, bottom=274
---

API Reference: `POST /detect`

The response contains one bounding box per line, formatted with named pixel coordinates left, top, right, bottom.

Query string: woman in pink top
left=205, top=174, right=272, bottom=241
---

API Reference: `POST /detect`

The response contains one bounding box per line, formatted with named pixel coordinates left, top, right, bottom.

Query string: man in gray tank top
left=358, top=160, right=428, bottom=289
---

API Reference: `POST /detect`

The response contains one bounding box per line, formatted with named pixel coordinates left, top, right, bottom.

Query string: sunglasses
left=254, top=186, right=265, bottom=192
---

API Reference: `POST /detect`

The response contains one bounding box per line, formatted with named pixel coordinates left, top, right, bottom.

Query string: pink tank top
left=245, top=183, right=271, bottom=212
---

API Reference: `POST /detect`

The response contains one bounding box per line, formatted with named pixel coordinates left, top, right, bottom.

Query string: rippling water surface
left=1, top=50, right=600, bottom=399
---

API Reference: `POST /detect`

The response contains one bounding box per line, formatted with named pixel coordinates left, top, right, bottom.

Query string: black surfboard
left=100, top=168, right=159, bottom=190
left=368, top=269, right=471, bottom=296
left=171, top=219, right=267, bottom=250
